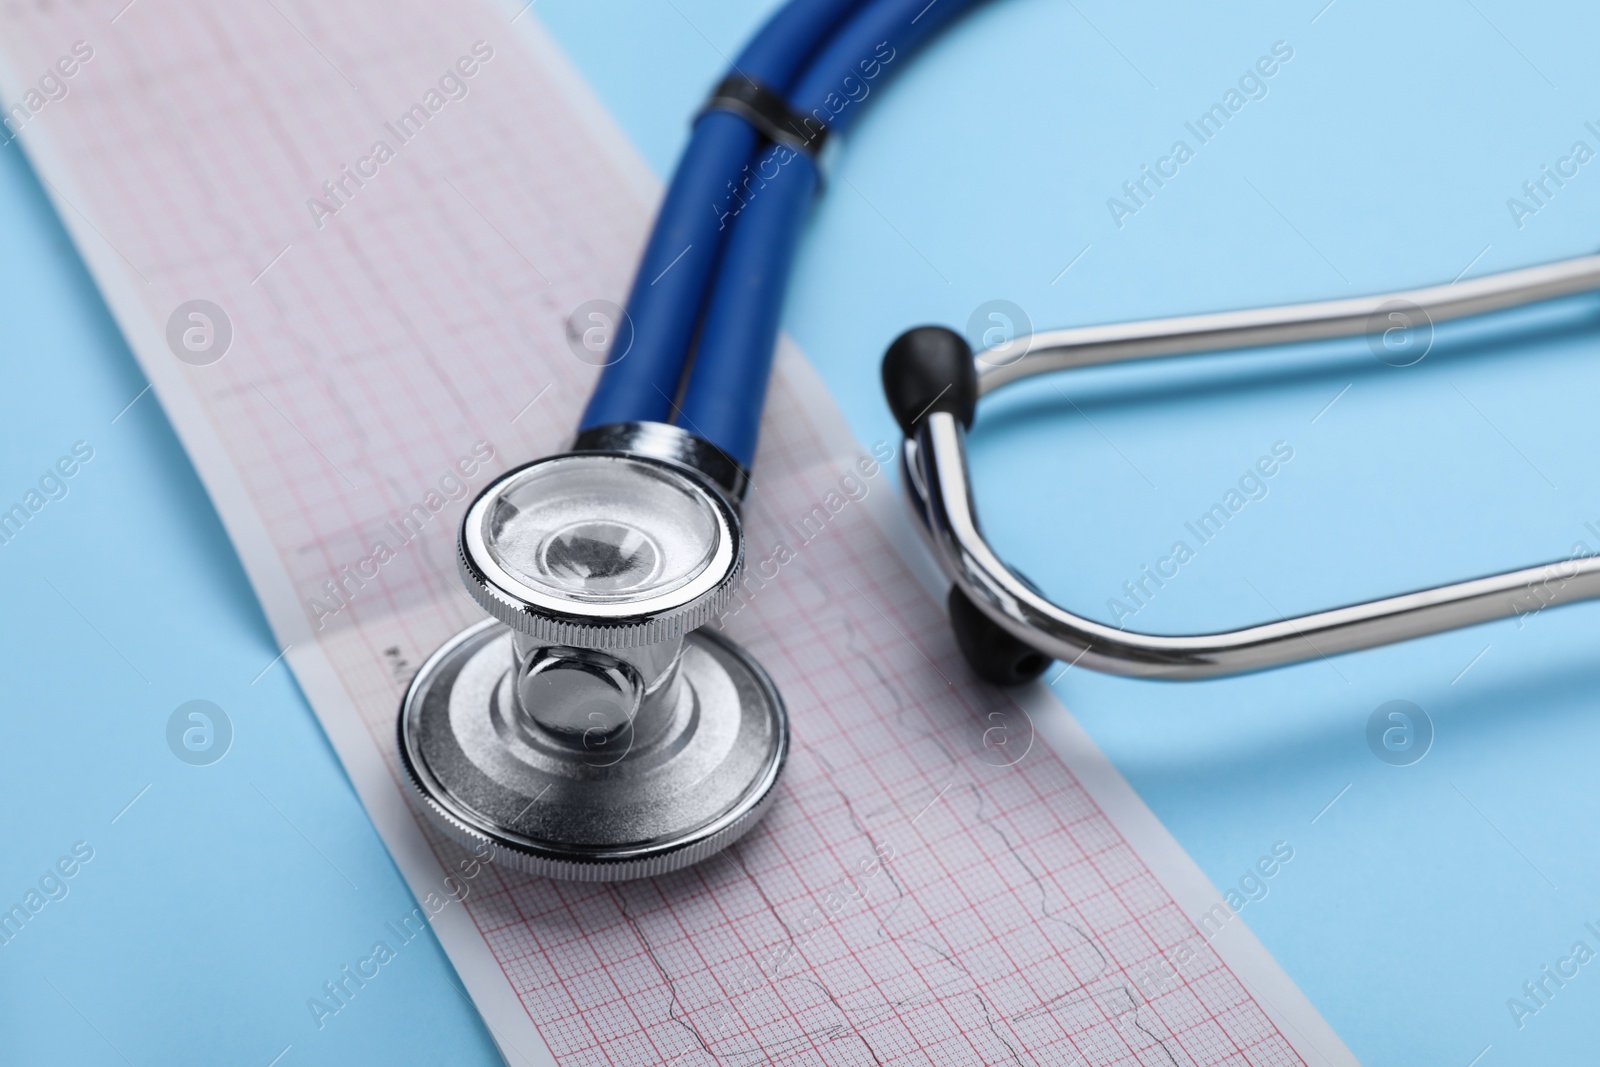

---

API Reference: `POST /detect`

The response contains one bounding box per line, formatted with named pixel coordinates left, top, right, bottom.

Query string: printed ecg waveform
left=0, top=0, right=1324, bottom=1061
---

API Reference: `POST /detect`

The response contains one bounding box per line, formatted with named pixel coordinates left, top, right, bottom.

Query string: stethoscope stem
left=583, top=0, right=990, bottom=469
left=978, top=252, right=1600, bottom=393
left=577, top=0, right=870, bottom=436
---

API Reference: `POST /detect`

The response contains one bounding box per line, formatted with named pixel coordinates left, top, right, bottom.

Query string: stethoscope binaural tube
left=882, top=255, right=1600, bottom=684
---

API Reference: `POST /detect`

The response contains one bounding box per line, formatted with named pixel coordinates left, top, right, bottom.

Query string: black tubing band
left=699, top=74, right=828, bottom=155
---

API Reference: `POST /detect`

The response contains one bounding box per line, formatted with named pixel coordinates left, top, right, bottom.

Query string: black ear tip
left=881, top=326, right=978, bottom=437
left=946, top=586, right=1051, bottom=686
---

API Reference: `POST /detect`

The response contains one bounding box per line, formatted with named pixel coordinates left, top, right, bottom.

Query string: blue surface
left=5, top=1, right=1600, bottom=1064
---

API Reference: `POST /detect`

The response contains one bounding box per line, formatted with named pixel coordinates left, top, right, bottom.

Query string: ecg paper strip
left=0, top=1, right=1358, bottom=1063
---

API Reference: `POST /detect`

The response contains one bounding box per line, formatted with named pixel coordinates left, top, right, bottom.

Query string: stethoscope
left=398, top=0, right=1600, bottom=881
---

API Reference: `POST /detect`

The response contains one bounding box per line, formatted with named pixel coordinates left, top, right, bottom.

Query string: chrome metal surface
left=908, top=254, right=1600, bottom=680
left=458, top=451, right=744, bottom=649
left=399, top=618, right=788, bottom=881
left=977, top=253, right=1600, bottom=393
left=908, top=415, right=1600, bottom=679
left=405, top=432, right=788, bottom=880
left=573, top=420, right=751, bottom=504
left=512, top=645, right=649, bottom=739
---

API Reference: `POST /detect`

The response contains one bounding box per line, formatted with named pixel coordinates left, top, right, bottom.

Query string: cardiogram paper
left=0, top=1, right=1358, bottom=1063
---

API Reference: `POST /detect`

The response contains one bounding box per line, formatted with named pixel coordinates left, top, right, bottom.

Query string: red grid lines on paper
left=0, top=1, right=1309, bottom=1063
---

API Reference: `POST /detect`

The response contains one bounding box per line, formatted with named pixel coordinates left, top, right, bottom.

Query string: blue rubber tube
left=578, top=0, right=872, bottom=432
left=669, top=149, right=819, bottom=465
left=675, top=0, right=990, bottom=466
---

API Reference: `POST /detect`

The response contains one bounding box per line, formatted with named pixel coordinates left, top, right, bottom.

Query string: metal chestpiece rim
left=397, top=620, right=789, bottom=882
left=457, top=451, right=744, bottom=650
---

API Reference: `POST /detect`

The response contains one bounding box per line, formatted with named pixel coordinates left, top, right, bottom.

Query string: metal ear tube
left=883, top=254, right=1600, bottom=684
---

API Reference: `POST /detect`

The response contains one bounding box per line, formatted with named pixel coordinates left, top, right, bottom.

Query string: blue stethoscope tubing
left=579, top=0, right=986, bottom=468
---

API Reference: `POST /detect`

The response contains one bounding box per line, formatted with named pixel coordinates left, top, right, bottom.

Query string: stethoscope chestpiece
left=399, top=438, right=787, bottom=882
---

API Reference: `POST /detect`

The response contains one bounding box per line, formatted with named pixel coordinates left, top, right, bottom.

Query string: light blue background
left=5, top=1, right=1600, bottom=1063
